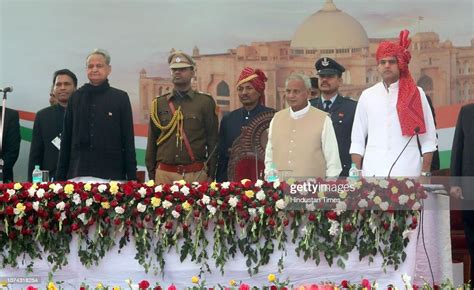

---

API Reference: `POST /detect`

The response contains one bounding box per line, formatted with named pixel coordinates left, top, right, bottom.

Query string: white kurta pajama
left=350, top=81, right=437, bottom=177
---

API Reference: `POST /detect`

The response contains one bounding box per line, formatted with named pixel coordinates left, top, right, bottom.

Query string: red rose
left=283, top=219, right=289, bottom=226
left=326, top=211, right=337, bottom=220
left=264, top=207, right=273, bottom=216
left=26, top=286, right=38, bottom=290
left=175, top=204, right=182, bottom=213
left=361, top=278, right=371, bottom=289
left=28, top=216, right=35, bottom=224
left=239, top=284, right=250, bottom=290
left=167, top=284, right=177, bottom=290
left=382, top=222, right=390, bottom=230
left=344, top=223, right=353, bottom=232
left=138, top=280, right=150, bottom=289
left=154, top=287, right=162, bottom=290
left=270, top=286, right=277, bottom=290
left=155, top=207, right=165, bottom=216
left=308, top=213, right=316, bottom=221
left=71, top=223, right=80, bottom=231
left=268, top=218, right=276, bottom=227
left=123, top=183, right=134, bottom=196
left=98, top=208, right=105, bottom=216
left=341, top=280, right=349, bottom=287
left=8, top=232, right=16, bottom=239
left=254, top=216, right=260, bottom=223
left=110, top=200, right=118, bottom=207
left=42, top=221, right=49, bottom=230
left=15, top=218, right=24, bottom=227
left=165, top=221, right=173, bottom=230
left=114, top=218, right=121, bottom=225
left=433, top=285, right=440, bottom=290
left=5, top=206, right=14, bottom=215
left=93, top=193, right=102, bottom=202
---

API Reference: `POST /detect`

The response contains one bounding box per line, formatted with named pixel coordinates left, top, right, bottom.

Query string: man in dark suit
left=57, top=49, right=137, bottom=181
left=450, top=103, right=474, bottom=282
left=310, top=57, right=356, bottom=176
left=0, top=106, right=21, bottom=183
left=28, top=69, right=77, bottom=181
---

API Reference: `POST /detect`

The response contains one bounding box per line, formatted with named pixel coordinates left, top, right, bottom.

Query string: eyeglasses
left=379, top=59, right=398, bottom=65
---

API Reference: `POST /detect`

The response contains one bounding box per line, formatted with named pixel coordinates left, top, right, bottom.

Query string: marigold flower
left=182, top=201, right=192, bottom=211
left=109, top=182, right=119, bottom=194
left=191, top=276, right=199, bottom=284
left=64, top=183, right=74, bottom=195
left=146, top=179, right=155, bottom=187
left=151, top=197, right=162, bottom=207
left=101, top=201, right=110, bottom=209
left=267, top=273, right=276, bottom=282
left=244, top=190, right=255, bottom=199
left=14, top=203, right=26, bottom=214
left=210, top=182, right=219, bottom=191
left=84, top=183, right=92, bottom=191
left=391, top=187, right=399, bottom=194
left=229, top=279, right=237, bottom=286
left=96, top=282, right=104, bottom=289
left=47, top=282, right=57, bottom=290
left=14, top=183, right=22, bottom=190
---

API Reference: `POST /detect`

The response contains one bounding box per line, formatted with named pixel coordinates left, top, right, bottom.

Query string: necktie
left=323, top=100, right=332, bottom=112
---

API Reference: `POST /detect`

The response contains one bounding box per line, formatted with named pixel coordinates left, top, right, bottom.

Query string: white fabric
left=350, top=81, right=437, bottom=177
left=265, top=101, right=342, bottom=177
left=69, top=177, right=127, bottom=183
left=0, top=193, right=451, bottom=288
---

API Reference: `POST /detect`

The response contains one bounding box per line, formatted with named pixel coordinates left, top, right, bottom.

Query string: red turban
left=376, top=29, right=426, bottom=136
left=236, top=67, right=267, bottom=105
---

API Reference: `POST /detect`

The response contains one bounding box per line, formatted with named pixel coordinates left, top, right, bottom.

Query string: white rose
left=276, top=199, right=286, bottom=210
left=357, top=199, right=368, bottom=208
left=412, top=201, right=421, bottom=210
left=402, top=229, right=413, bottom=239
left=398, top=194, right=409, bottom=205
left=273, top=179, right=281, bottom=189
left=405, top=180, right=414, bottom=188
left=228, top=196, right=238, bottom=208
left=86, top=198, right=93, bottom=207
left=258, top=206, right=264, bottom=214
left=77, top=213, right=86, bottom=224
left=72, top=193, right=81, bottom=205
left=137, top=203, right=147, bottom=213
left=154, top=185, right=163, bottom=193
left=248, top=208, right=257, bottom=217
left=221, top=182, right=230, bottom=189
left=7, top=189, right=15, bottom=196
left=305, top=203, right=316, bottom=211
left=115, top=206, right=125, bottom=214
left=98, top=184, right=107, bottom=193
left=36, top=188, right=45, bottom=199
left=53, top=183, right=62, bottom=194
left=379, top=179, right=389, bottom=189
left=379, top=201, right=389, bottom=211
left=367, top=191, right=375, bottom=199
left=170, top=185, right=179, bottom=193
left=328, top=220, right=339, bottom=236
left=162, top=200, right=172, bottom=209
left=256, top=190, right=266, bottom=201
left=180, top=186, right=190, bottom=196
left=171, top=210, right=180, bottom=219
left=201, top=195, right=210, bottom=205
left=32, top=201, right=39, bottom=211
left=56, top=201, right=66, bottom=211
left=254, top=180, right=264, bottom=188
left=28, top=187, right=36, bottom=197
left=207, top=205, right=216, bottom=216
left=138, top=187, right=147, bottom=198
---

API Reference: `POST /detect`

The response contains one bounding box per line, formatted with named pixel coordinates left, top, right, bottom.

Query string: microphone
left=0, top=87, right=13, bottom=93
left=414, top=126, right=423, bottom=157
left=387, top=126, right=420, bottom=178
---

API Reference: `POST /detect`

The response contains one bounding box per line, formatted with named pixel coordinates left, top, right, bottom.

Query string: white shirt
left=264, top=101, right=342, bottom=177
left=349, top=81, right=437, bottom=177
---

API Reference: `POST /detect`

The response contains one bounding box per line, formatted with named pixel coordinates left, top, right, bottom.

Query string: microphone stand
left=0, top=90, right=9, bottom=183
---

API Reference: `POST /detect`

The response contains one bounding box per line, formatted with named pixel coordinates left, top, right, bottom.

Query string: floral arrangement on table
left=0, top=177, right=425, bottom=276
left=3, top=274, right=470, bottom=290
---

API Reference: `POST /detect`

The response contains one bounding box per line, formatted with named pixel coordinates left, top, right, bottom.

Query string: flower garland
left=0, top=178, right=425, bottom=275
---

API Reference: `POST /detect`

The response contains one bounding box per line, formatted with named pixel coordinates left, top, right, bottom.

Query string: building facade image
left=139, top=0, right=474, bottom=123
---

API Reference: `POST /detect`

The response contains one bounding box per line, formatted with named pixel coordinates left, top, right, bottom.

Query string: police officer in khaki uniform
left=145, top=51, right=218, bottom=184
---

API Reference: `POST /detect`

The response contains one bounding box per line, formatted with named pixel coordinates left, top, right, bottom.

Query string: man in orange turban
left=216, top=67, right=274, bottom=182
left=350, top=30, right=437, bottom=177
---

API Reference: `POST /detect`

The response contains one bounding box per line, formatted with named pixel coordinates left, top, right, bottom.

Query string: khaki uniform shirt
left=145, top=89, right=218, bottom=179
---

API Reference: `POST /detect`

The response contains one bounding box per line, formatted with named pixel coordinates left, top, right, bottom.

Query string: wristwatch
left=420, top=171, right=432, bottom=177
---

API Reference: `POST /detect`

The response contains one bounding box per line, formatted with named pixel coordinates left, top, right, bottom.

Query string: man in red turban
left=350, top=30, right=437, bottom=177
left=216, top=67, right=274, bottom=182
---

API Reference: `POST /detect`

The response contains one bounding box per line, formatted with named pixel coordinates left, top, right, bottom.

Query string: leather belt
left=157, top=162, right=204, bottom=174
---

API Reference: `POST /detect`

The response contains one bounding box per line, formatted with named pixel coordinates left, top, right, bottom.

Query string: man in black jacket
left=57, top=49, right=137, bottom=181
left=28, top=69, right=77, bottom=181
left=310, top=57, right=356, bottom=176
left=450, top=103, right=474, bottom=282
left=0, top=107, right=21, bottom=183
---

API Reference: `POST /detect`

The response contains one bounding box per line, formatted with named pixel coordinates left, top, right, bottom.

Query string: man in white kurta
left=350, top=32, right=437, bottom=178
left=350, top=81, right=437, bottom=177
left=265, top=73, right=341, bottom=178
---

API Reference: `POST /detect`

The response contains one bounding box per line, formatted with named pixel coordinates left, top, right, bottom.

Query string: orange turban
left=236, top=67, right=267, bottom=105
left=376, top=29, right=426, bottom=136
